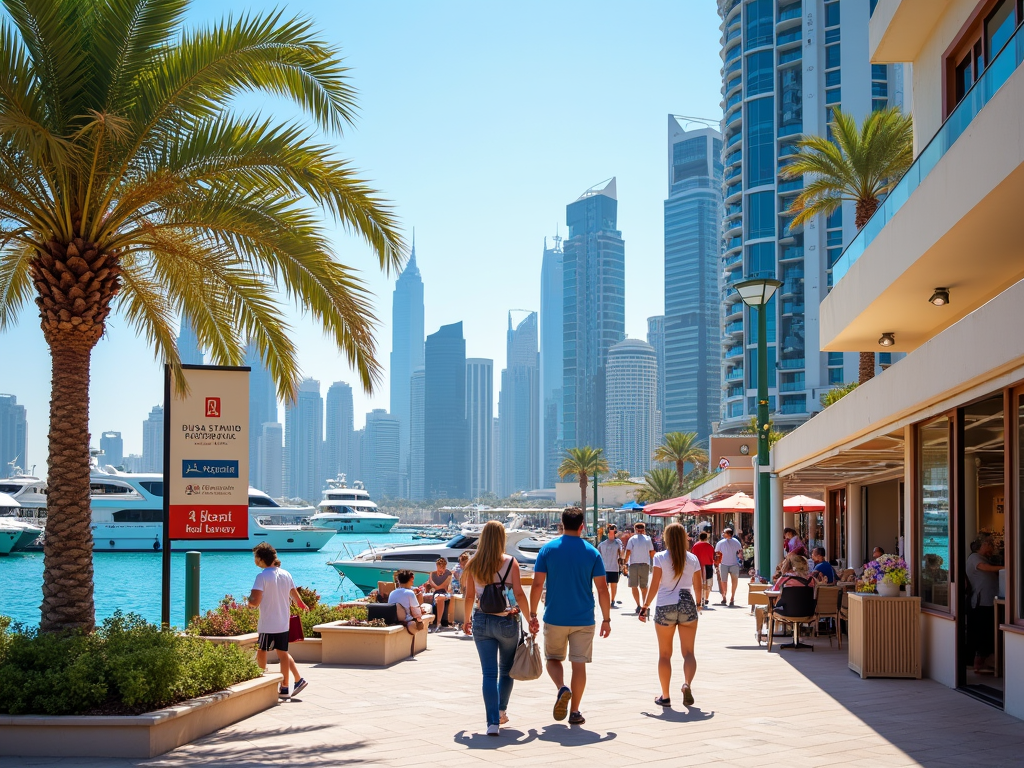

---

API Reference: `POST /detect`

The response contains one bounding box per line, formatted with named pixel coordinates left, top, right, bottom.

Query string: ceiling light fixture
left=929, top=287, right=950, bottom=306
left=878, top=332, right=895, bottom=347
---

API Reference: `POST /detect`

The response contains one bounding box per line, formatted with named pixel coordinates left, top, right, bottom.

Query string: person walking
left=714, top=527, right=743, bottom=606
left=597, top=525, right=624, bottom=606
left=623, top=522, right=655, bottom=613
left=528, top=507, right=610, bottom=726
left=462, top=521, right=533, bottom=736
left=689, top=531, right=715, bottom=607
left=247, top=542, right=309, bottom=698
left=639, top=522, right=702, bottom=707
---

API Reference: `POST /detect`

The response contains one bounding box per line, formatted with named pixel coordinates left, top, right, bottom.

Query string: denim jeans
left=472, top=610, right=520, bottom=725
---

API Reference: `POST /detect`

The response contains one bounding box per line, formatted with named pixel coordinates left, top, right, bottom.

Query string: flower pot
left=876, top=579, right=901, bottom=597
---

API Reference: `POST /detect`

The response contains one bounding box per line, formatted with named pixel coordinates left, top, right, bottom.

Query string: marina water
left=1, top=531, right=438, bottom=629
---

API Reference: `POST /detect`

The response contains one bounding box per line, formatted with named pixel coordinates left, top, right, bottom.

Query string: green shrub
left=186, top=595, right=259, bottom=637
left=300, top=604, right=367, bottom=638
left=821, top=381, right=858, bottom=407
left=0, top=612, right=261, bottom=716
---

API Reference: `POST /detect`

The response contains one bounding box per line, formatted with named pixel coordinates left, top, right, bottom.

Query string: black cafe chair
left=767, top=586, right=817, bottom=652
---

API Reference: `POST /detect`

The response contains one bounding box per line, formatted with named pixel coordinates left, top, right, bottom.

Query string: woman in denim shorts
left=639, top=522, right=703, bottom=708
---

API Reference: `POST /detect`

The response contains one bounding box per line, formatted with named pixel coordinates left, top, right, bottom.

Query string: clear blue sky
left=0, top=0, right=723, bottom=467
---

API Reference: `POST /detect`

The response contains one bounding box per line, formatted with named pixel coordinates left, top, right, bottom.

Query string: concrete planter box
left=0, top=674, right=281, bottom=759
left=198, top=632, right=258, bottom=650
left=269, top=638, right=322, bottom=664
left=313, top=620, right=428, bottom=666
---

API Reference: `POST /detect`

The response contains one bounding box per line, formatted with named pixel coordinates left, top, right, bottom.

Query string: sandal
left=682, top=684, right=694, bottom=706
left=654, top=696, right=671, bottom=707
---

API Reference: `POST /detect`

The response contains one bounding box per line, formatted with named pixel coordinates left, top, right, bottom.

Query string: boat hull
left=89, top=523, right=337, bottom=552
left=313, top=518, right=399, bottom=534
left=0, top=530, right=17, bottom=555
left=329, top=561, right=434, bottom=593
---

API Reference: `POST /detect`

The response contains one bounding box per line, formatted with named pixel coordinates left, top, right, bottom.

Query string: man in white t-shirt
left=388, top=569, right=425, bottom=634
left=597, top=525, right=625, bottom=606
left=714, top=528, right=744, bottom=607
left=623, top=523, right=655, bottom=614
left=248, top=542, right=309, bottom=698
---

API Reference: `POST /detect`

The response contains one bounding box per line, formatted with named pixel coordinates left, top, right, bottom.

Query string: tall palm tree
left=558, top=446, right=609, bottom=512
left=636, top=467, right=679, bottom=504
left=653, top=431, right=709, bottom=488
left=780, top=107, right=913, bottom=383
left=0, top=0, right=403, bottom=632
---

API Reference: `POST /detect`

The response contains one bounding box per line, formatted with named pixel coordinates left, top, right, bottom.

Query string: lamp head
left=929, top=288, right=950, bottom=306
left=735, top=277, right=783, bottom=308
left=878, top=332, right=895, bottom=347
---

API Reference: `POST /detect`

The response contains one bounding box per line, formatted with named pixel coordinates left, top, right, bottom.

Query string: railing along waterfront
left=832, top=23, right=1024, bottom=285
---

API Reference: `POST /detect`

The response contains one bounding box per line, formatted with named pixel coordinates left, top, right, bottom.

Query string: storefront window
left=919, top=417, right=951, bottom=609
left=1017, top=394, right=1024, bottom=621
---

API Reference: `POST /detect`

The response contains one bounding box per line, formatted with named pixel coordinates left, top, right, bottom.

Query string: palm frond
left=0, top=239, right=34, bottom=330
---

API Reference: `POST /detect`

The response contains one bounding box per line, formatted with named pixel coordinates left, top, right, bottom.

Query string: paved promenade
left=11, top=583, right=1024, bottom=767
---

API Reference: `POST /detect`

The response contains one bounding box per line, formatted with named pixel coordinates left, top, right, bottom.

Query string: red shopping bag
left=288, top=614, right=304, bottom=642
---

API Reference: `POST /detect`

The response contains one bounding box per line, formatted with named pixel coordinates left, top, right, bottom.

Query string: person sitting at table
left=810, top=547, right=837, bottom=584
left=772, top=555, right=817, bottom=596
left=871, top=546, right=885, bottom=560
left=424, top=557, right=453, bottom=632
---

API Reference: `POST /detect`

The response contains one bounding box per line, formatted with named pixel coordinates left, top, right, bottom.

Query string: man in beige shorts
left=529, top=508, right=610, bottom=726
left=623, top=522, right=655, bottom=614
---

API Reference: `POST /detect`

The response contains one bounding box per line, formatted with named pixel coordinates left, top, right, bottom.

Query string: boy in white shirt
left=388, top=569, right=425, bottom=634
left=248, top=542, right=309, bottom=698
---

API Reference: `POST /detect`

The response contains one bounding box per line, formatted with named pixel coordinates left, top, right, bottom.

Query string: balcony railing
left=725, top=368, right=745, bottom=382
left=777, top=177, right=804, bottom=193
left=778, top=48, right=802, bottom=65
left=724, top=321, right=744, bottom=334
left=833, top=20, right=1024, bottom=286
left=726, top=91, right=743, bottom=110
left=777, top=28, right=802, bottom=46
left=725, top=181, right=742, bottom=197
left=726, top=131, right=742, bottom=148
left=725, top=235, right=742, bottom=251
left=778, top=4, right=801, bottom=23
left=725, top=346, right=743, bottom=359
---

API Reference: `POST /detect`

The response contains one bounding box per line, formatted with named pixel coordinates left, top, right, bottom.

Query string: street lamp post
left=735, top=277, right=782, bottom=579
left=592, top=472, right=599, bottom=544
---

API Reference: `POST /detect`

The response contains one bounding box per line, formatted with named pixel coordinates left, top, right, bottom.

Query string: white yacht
left=0, top=493, right=43, bottom=554
left=308, top=475, right=399, bottom=534
left=0, top=470, right=48, bottom=523
left=87, top=468, right=338, bottom=552
left=328, top=526, right=543, bottom=594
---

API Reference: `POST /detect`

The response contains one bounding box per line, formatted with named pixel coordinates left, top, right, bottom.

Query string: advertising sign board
left=166, top=366, right=250, bottom=540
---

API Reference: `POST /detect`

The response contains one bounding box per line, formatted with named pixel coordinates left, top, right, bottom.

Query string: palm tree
left=780, top=107, right=913, bottom=383
left=653, top=432, right=709, bottom=488
left=558, top=446, right=609, bottom=512
left=636, top=467, right=679, bottom=504
left=0, top=1, right=403, bottom=632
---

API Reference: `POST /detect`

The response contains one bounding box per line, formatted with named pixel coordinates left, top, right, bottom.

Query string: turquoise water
left=0, top=532, right=438, bottom=629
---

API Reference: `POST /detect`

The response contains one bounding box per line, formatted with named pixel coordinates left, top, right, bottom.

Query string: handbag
left=479, top=560, right=515, bottom=614
left=367, top=602, right=400, bottom=625
left=509, top=619, right=543, bottom=681
left=288, top=614, right=304, bottom=642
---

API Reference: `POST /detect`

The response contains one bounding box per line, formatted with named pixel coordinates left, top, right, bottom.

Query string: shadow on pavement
left=454, top=728, right=537, bottom=749
left=142, top=733, right=370, bottom=767
left=640, top=705, right=714, bottom=723
left=534, top=725, right=616, bottom=746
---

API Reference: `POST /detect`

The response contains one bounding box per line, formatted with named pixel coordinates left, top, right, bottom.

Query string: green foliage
left=612, top=469, right=631, bottom=482
left=653, top=432, right=709, bottom=485
left=0, top=612, right=260, bottom=716
left=297, top=604, right=367, bottom=638
left=0, top=615, right=11, bottom=663
left=296, top=586, right=321, bottom=610
left=558, top=446, right=610, bottom=484
left=188, top=595, right=367, bottom=639
left=821, top=381, right=859, bottom=407
left=743, top=416, right=785, bottom=449
left=636, top=468, right=681, bottom=503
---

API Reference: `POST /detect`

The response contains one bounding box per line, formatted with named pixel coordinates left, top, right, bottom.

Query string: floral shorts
left=654, top=590, right=699, bottom=626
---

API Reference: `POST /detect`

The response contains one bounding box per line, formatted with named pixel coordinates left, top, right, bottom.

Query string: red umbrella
left=783, top=494, right=825, bottom=512
left=701, top=492, right=755, bottom=512
left=647, top=499, right=702, bottom=517
left=641, top=495, right=692, bottom=515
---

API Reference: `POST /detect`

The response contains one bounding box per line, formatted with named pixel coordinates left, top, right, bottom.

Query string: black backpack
left=479, top=559, right=515, bottom=614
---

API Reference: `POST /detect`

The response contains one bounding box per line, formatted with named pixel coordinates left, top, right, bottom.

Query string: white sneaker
left=486, top=724, right=500, bottom=736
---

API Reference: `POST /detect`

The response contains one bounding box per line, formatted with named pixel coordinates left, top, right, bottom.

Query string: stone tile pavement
left=9, top=582, right=1024, bottom=767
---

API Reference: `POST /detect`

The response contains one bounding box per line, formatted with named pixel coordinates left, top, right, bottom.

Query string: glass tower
left=605, top=339, right=658, bottom=477
left=425, top=322, right=468, bottom=499
left=562, top=178, right=625, bottom=451
left=0, top=394, right=28, bottom=474
left=284, top=378, right=323, bottom=502
left=499, top=312, right=540, bottom=495
left=99, top=431, right=123, bottom=468
left=362, top=409, right=401, bottom=499
left=540, top=235, right=563, bottom=487
left=390, top=240, right=424, bottom=496
left=409, top=368, right=425, bottom=500
left=325, top=381, right=353, bottom=482
left=244, top=342, right=279, bottom=489
left=646, top=315, right=666, bottom=442
left=663, top=120, right=723, bottom=444
left=466, top=358, right=494, bottom=497
left=176, top=321, right=203, bottom=365
left=142, top=405, right=163, bottom=472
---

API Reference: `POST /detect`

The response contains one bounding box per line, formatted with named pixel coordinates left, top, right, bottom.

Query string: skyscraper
left=539, top=235, right=564, bottom=487
left=325, top=381, right=353, bottom=481
left=349, top=428, right=363, bottom=484
left=284, top=378, right=323, bottom=501
left=244, top=342, right=278, bottom=487
left=0, top=394, right=28, bottom=474
left=646, top=315, right=666, bottom=441
left=258, top=422, right=283, bottom=497
left=424, top=322, right=468, bottom=500
left=605, top=339, right=659, bottom=477
left=409, top=368, right=425, bottom=500
left=362, top=409, right=401, bottom=498
left=176, top=321, right=203, bottom=365
left=99, top=431, right=123, bottom=468
left=663, top=119, right=723, bottom=444
left=466, top=359, right=493, bottom=498
left=499, top=312, right=540, bottom=495
left=390, top=239, right=425, bottom=496
left=142, top=405, right=163, bottom=472
left=716, top=0, right=903, bottom=431
left=562, top=178, right=625, bottom=450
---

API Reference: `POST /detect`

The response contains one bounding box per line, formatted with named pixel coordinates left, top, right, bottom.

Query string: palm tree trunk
left=854, top=198, right=879, bottom=229
left=579, top=474, right=588, bottom=512
left=855, top=197, right=881, bottom=384
left=858, top=352, right=876, bottom=384
left=675, top=460, right=684, bottom=489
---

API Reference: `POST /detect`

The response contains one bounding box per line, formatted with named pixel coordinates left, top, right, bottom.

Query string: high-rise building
left=646, top=315, right=666, bottom=440
left=99, top=431, right=123, bottom=468
left=284, top=378, right=322, bottom=501
left=409, top=368, right=425, bottom=500
left=349, top=428, right=363, bottom=483
left=663, top=119, right=723, bottom=444
left=390, top=239, right=425, bottom=496
left=605, top=339, right=658, bottom=477
left=562, top=178, right=625, bottom=450
left=424, top=322, right=468, bottom=500
left=716, top=0, right=904, bottom=431
left=244, top=342, right=278, bottom=486
left=539, top=235, right=564, bottom=487
left=325, top=381, right=353, bottom=481
left=176, top=321, right=203, bottom=365
left=258, top=422, right=283, bottom=497
left=0, top=394, right=28, bottom=475
left=362, top=409, right=401, bottom=499
left=142, top=405, right=163, bottom=472
left=492, top=416, right=501, bottom=497
left=499, top=312, right=540, bottom=495
left=466, top=359, right=493, bottom=498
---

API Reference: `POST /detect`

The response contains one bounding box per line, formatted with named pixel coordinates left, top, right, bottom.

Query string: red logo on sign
left=170, top=504, right=249, bottom=540
left=205, top=397, right=221, bottom=418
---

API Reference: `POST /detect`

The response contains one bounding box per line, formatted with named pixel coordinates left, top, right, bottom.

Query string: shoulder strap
left=497, top=558, right=514, bottom=587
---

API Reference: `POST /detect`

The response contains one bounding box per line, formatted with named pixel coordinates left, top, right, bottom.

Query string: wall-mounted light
left=929, top=288, right=950, bottom=306
left=878, top=332, right=895, bottom=347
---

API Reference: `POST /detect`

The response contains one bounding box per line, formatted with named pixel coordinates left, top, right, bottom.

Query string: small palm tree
left=636, top=467, right=679, bottom=504
left=0, top=1, right=403, bottom=632
left=653, top=432, right=709, bottom=488
left=558, top=446, right=609, bottom=512
left=781, top=107, right=913, bottom=383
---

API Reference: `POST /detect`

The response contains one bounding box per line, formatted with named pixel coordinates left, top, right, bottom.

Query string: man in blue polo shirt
left=529, top=507, right=610, bottom=727
left=810, top=547, right=837, bottom=583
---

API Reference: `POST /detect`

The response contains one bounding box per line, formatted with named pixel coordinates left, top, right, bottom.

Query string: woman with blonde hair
left=639, top=522, right=702, bottom=707
left=462, top=520, right=533, bottom=736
